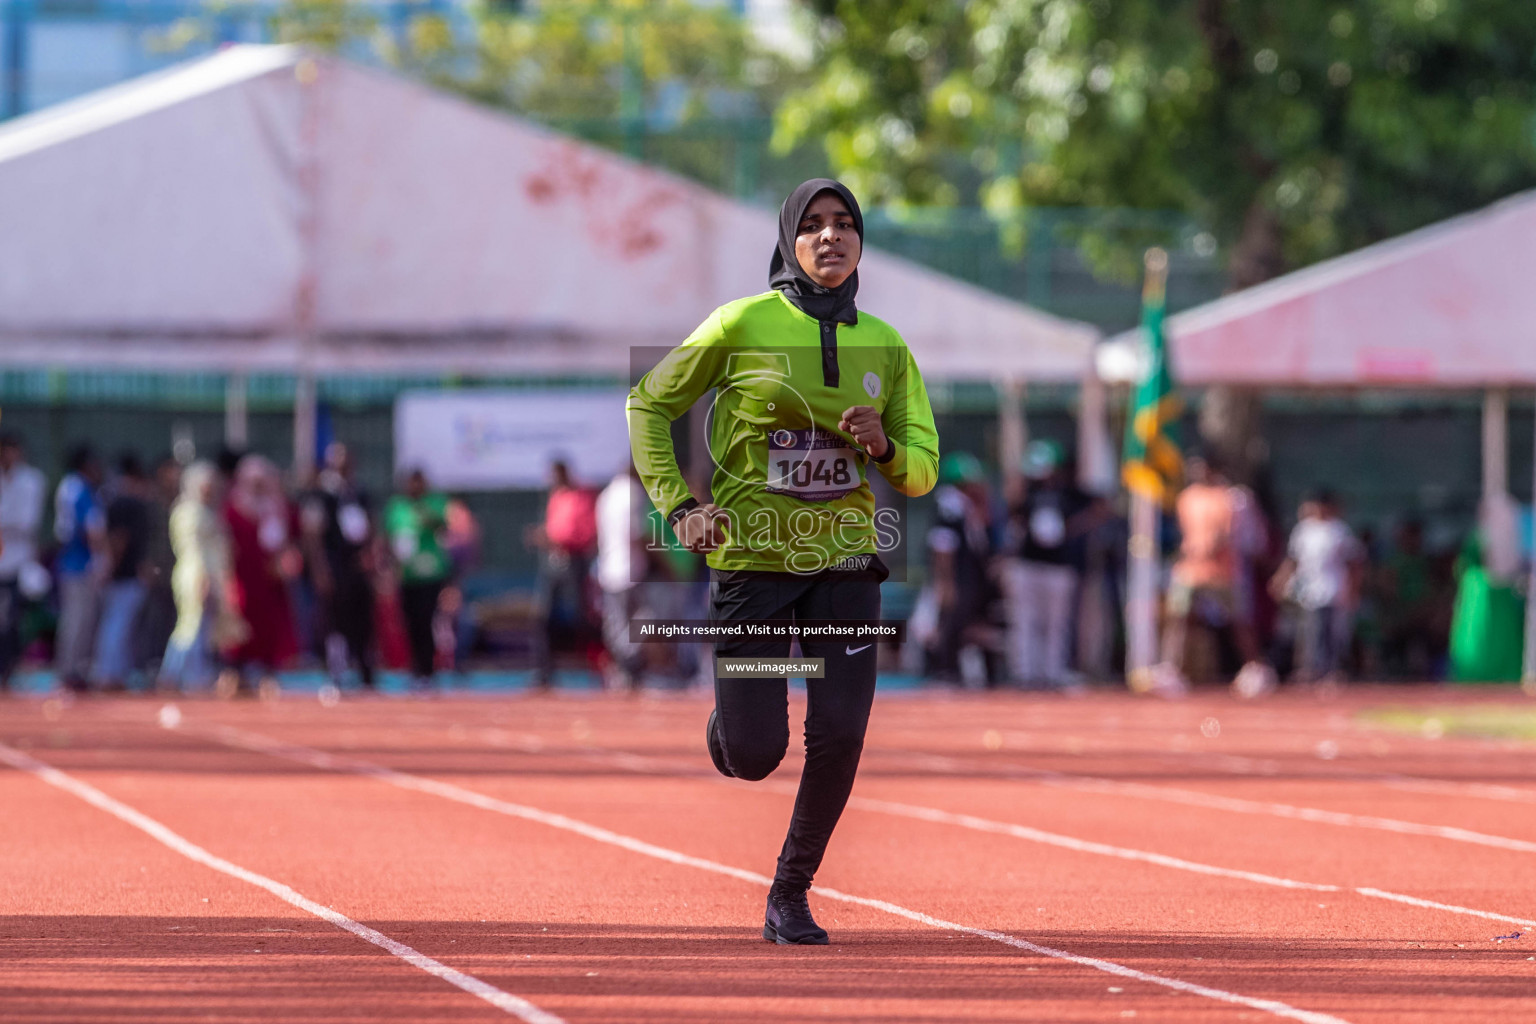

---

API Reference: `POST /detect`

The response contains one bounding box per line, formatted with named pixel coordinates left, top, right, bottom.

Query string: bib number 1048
left=774, top=455, right=852, bottom=490
left=765, top=428, right=860, bottom=502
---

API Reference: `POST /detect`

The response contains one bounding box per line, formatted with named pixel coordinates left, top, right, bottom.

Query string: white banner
left=394, top=389, right=630, bottom=490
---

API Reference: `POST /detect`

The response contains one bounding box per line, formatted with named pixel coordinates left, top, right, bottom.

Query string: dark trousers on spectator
left=55, top=572, right=99, bottom=689
left=0, top=578, right=21, bottom=687
left=1298, top=603, right=1350, bottom=682
left=534, top=551, right=590, bottom=685
left=399, top=580, right=443, bottom=681
left=135, top=581, right=177, bottom=676
left=325, top=572, right=376, bottom=688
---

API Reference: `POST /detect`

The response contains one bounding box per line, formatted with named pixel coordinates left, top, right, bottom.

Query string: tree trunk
left=1200, top=200, right=1284, bottom=487
left=1228, top=199, right=1285, bottom=290
left=1190, top=0, right=1283, bottom=490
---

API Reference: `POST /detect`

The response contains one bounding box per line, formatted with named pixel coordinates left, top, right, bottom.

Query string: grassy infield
left=1360, top=694, right=1536, bottom=742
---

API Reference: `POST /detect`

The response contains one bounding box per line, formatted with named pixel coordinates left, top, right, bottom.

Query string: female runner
left=628, top=179, right=939, bottom=944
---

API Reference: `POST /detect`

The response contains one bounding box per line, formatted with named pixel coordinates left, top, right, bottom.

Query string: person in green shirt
left=384, top=469, right=452, bottom=690
left=628, top=178, right=939, bottom=945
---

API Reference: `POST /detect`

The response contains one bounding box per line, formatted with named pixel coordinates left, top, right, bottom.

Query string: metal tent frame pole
left=1526, top=391, right=1536, bottom=692
left=224, top=372, right=248, bottom=450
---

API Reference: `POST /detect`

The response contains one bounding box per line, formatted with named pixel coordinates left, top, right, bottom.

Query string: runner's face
left=794, top=193, right=860, bottom=289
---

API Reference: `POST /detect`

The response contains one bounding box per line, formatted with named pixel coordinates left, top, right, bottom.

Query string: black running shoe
left=706, top=708, right=734, bottom=778
left=763, top=883, right=829, bottom=945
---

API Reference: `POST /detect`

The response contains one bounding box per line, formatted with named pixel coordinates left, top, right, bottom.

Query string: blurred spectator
left=135, top=455, right=181, bottom=676
left=384, top=468, right=452, bottom=691
left=1228, top=476, right=1271, bottom=643
left=302, top=442, right=377, bottom=690
left=287, top=460, right=322, bottom=662
left=595, top=463, right=655, bottom=691
left=216, top=445, right=245, bottom=484
left=53, top=444, right=105, bottom=692
left=161, top=462, right=239, bottom=691
left=1000, top=440, right=1093, bottom=688
left=1350, top=525, right=1383, bottom=678
left=528, top=459, right=598, bottom=688
left=92, top=454, right=152, bottom=691
left=437, top=497, right=483, bottom=675
left=224, top=455, right=300, bottom=693
left=0, top=432, right=46, bottom=691
left=443, top=493, right=482, bottom=577
left=1377, top=519, right=1435, bottom=678
left=1074, top=478, right=1128, bottom=681
left=924, top=451, right=1001, bottom=685
left=1160, top=456, right=1269, bottom=695
left=1271, top=490, right=1364, bottom=684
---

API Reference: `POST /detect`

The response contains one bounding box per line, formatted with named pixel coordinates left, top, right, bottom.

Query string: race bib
left=765, top=428, right=858, bottom=502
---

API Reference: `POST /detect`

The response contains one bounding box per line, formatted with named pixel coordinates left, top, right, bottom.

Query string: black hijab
left=769, top=178, right=863, bottom=326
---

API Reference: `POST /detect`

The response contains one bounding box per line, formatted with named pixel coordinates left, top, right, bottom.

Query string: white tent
left=1097, top=190, right=1536, bottom=504
left=0, top=45, right=1097, bottom=383
left=1098, top=191, right=1536, bottom=502
left=1103, top=189, right=1536, bottom=388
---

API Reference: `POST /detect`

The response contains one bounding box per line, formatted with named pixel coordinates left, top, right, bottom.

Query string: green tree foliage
left=443, top=0, right=753, bottom=125
left=262, top=0, right=756, bottom=123
left=165, top=1, right=788, bottom=193
left=779, top=0, right=1536, bottom=286
left=267, top=0, right=383, bottom=52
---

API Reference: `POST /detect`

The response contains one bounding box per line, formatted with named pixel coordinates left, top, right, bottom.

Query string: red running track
left=2, top=686, right=1534, bottom=1022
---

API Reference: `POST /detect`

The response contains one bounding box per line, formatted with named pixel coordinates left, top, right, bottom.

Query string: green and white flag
left=1122, top=252, right=1182, bottom=505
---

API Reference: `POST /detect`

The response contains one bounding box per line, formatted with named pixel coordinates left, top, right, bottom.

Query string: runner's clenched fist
left=838, top=406, right=889, bottom=460
left=676, top=503, right=729, bottom=553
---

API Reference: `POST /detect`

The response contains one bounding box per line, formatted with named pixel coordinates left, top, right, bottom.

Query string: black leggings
left=400, top=580, right=443, bottom=680
left=711, top=561, right=883, bottom=891
left=326, top=572, right=376, bottom=687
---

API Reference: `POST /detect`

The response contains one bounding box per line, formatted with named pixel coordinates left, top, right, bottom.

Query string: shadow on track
left=4, top=916, right=1530, bottom=1014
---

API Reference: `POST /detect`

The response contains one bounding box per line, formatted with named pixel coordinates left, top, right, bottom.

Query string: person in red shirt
left=527, top=460, right=598, bottom=689
left=222, top=455, right=299, bottom=695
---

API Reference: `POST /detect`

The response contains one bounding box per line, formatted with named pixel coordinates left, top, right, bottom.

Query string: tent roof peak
left=0, top=44, right=1098, bottom=381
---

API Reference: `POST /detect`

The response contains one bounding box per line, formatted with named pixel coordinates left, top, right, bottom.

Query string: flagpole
left=1526, top=406, right=1536, bottom=696
left=1126, top=490, right=1160, bottom=686
left=1125, top=248, right=1169, bottom=691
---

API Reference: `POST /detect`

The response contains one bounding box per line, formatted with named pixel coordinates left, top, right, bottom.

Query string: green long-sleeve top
left=627, top=290, right=940, bottom=574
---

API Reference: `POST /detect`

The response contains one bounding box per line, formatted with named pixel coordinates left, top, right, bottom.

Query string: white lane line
left=1379, top=776, right=1536, bottom=805
left=198, top=723, right=1353, bottom=1024
left=1113, top=747, right=1536, bottom=807
left=1046, top=776, right=1536, bottom=853
left=898, top=750, right=1536, bottom=855
left=1355, top=888, right=1536, bottom=926
left=849, top=796, right=1536, bottom=928
left=849, top=794, right=1336, bottom=891
left=460, top=728, right=1536, bottom=929
left=0, top=741, right=565, bottom=1024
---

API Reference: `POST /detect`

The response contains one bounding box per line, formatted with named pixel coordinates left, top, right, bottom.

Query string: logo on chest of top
left=863, top=372, right=881, bottom=399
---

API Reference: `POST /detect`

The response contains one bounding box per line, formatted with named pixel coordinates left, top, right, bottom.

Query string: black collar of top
left=769, top=178, right=863, bottom=388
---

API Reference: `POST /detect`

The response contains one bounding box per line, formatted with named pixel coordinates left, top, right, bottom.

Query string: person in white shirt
left=1271, top=490, right=1364, bottom=683
left=0, top=432, right=47, bottom=691
left=595, top=463, right=655, bottom=691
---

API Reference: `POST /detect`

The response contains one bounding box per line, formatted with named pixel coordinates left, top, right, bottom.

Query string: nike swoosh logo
left=846, top=644, right=872, bottom=655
